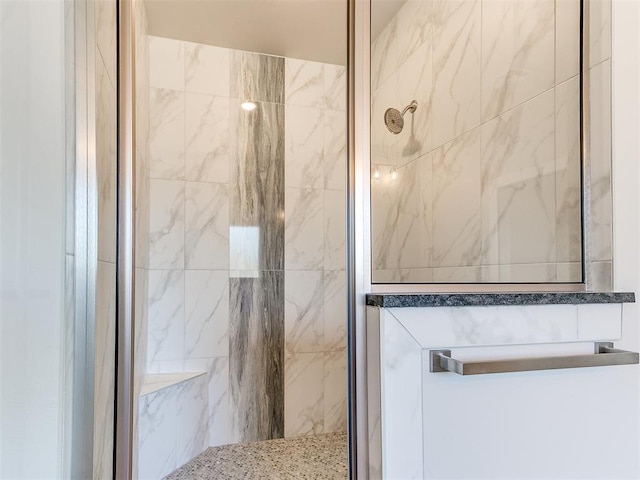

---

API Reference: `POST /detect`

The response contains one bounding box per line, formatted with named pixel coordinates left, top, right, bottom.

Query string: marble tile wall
left=141, top=35, right=347, bottom=471
left=371, top=0, right=610, bottom=285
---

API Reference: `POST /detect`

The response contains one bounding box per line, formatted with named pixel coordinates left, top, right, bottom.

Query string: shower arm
left=401, top=100, right=418, bottom=117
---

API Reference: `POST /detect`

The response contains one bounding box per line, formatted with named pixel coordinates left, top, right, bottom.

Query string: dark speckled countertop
left=366, top=292, right=635, bottom=308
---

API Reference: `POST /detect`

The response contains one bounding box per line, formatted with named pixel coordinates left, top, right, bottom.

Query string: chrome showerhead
left=384, top=100, right=417, bottom=134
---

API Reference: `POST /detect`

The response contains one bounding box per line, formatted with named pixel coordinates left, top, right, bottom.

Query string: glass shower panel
left=133, top=2, right=348, bottom=475
left=370, top=0, right=584, bottom=284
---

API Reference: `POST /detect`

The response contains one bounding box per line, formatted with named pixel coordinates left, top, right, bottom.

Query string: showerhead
left=384, top=100, right=418, bottom=134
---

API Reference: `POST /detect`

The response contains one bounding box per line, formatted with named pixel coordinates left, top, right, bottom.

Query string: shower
left=384, top=100, right=417, bottom=134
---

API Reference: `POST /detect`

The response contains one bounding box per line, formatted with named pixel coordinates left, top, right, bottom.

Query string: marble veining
left=230, top=100, right=285, bottom=271
left=229, top=272, right=285, bottom=442
left=366, top=292, right=635, bottom=308
left=231, top=51, right=284, bottom=104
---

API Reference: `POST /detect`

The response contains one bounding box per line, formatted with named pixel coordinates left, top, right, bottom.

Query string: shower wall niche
left=370, top=0, right=613, bottom=284
left=138, top=35, right=347, bottom=478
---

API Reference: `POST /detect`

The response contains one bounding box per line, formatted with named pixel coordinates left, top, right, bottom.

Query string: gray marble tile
left=230, top=100, right=285, bottom=271
left=229, top=271, right=284, bottom=443
left=366, top=291, right=635, bottom=308
left=231, top=51, right=284, bottom=104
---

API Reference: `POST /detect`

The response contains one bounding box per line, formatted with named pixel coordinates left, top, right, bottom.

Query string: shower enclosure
left=131, top=1, right=349, bottom=477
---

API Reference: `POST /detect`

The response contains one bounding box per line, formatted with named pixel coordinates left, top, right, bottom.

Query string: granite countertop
left=366, top=292, right=636, bottom=308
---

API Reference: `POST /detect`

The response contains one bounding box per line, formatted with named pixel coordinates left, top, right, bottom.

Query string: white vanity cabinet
left=366, top=296, right=639, bottom=480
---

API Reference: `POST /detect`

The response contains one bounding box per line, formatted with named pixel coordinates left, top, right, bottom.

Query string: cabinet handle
left=429, top=342, right=639, bottom=375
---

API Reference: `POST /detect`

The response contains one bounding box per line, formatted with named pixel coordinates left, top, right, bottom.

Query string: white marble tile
left=324, top=64, right=346, bottom=111
left=432, top=266, right=484, bottom=283
left=432, top=0, right=481, bottom=148
left=185, top=93, right=230, bottom=183
left=366, top=307, right=382, bottom=478
left=577, top=304, right=622, bottom=341
left=285, top=58, right=324, bottom=108
left=324, top=270, right=347, bottom=352
left=184, top=357, right=229, bottom=447
left=94, top=261, right=116, bottom=480
left=432, top=128, right=481, bottom=267
left=285, top=271, right=324, bottom=354
left=481, top=91, right=556, bottom=267
left=380, top=310, right=423, bottom=479
left=495, top=172, right=557, bottom=267
left=140, top=372, right=206, bottom=397
left=324, top=189, right=346, bottom=271
left=185, top=42, right=229, bottom=96
left=323, top=109, right=347, bottom=191
left=324, top=350, right=348, bottom=433
left=95, top=0, right=117, bottom=89
left=395, top=0, right=432, bottom=66
left=396, top=160, right=422, bottom=269
left=185, top=270, right=229, bottom=359
left=481, top=0, right=555, bottom=120
left=285, top=105, right=324, bottom=189
left=417, top=153, right=433, bottom=268
left=371, top=165, right=399, bottom=270
left=149, top=180, right=185, bottom=269
left=371, top=16, right=398, bottom=92
left=370, top=76, right=399, bottom=166
left=176, top=375, right=209, bottom=466
left=96, top=58, right=117, bottom=264
left=556, top=0, right=581, bottom=84
left=499, top=263, right=558, bottom=283
left=389, top=304, right=579, bottom=348
left=147, top=270, right=185, bottom=365
left=398, top=268, right=434, bottom=283
left=185, top=182, right=229, bottom=269
left=284, top=352, right=324, bottom=437
left=150, top=87, right=185, bottom=180
left=589, top=60, right=612, bottom=262
left=397, top=41, right=432, bottom=163
left=555, top=77, right=582, bottom=263
left=589, top=0, right=611, bottom=67
left=138, top=387, right=178, bottom=480
left=557, top=262, right=582, bottom=283
left=147, top=360, right=185, bottom=374
left=589, top=261, right=612, bottom=291
left=285, top=187, right=324, bottom=270
left=149, top=36, right=184, bottom=90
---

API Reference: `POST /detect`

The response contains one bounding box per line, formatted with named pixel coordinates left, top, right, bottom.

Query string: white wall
left=0, top=1, right=68, bottom=477
left=611, top=0, right=640, bottom=452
